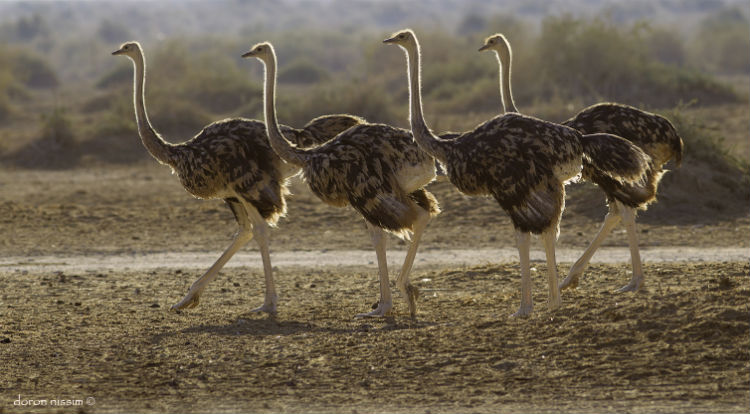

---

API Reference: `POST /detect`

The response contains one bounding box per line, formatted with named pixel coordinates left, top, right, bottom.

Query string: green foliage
left=12, top=49, right=58, bottom=89
left=10, top=14, right=50, bottom=42
left=642, top=25, right=686, bottom=66
left=143, top=40, right=260, bottom=116
left=0, top=44, right=57, bottom=96
left=2, top=9, right=747, bottom=169
left=148, top=98, right=213, bottom=139
left=0, top=98, right=13, bottom=123
left=692, top=7, right=750, bottom=74
left=96, top=63, right=132, bottom=90
left=667, top=105, right=749, bottom=178
left=268, top=79, right=401, bottom=128
left=527, top=15, right=737, bottom=108
left=97, top=20, right=133, bottom=44
left=88, top=92, right=137, bottom=138
left=278, top=58, right=330, bottom=84
left=0, top=54, right=15, bottom=121
left=40, top=106, right=75, bottom=148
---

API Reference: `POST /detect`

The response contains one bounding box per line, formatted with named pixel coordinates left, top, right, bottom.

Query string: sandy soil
left=1, top=164, right=749, bottom=413
left=1, top=165, right=748, bottom=257
left=1, top=262, right=748, bottom=413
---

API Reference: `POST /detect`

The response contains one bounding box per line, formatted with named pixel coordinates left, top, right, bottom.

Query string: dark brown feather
left=438, top=113, right=582, bottom=234
left=563, top=102, right=683, bottom=209
left=563, top=103, right=683, bottom=168
left=167, top=117, right=356, bottom=225
left=299, top=123, right=437, bottom=238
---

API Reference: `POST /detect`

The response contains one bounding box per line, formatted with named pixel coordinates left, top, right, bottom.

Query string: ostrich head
left=241, top=42, right=274, bottom=63
left=112, top=41, right=142, bottom=58
left=383, top=29, right=417, bottom=50
left=479, top=33, right=512, bottom=61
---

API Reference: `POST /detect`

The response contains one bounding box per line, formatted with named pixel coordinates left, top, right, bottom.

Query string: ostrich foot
left=355, top=300, right=393, bottom=318
left=405, top=284, right=419, bottom=318
left=172, top=291, right=201, bottom=310
left=511, top=302, right=533, bottom=318
left=559, top=269, right=581, bottom=291
left=250, top=301, right=277, bottom=315
left=618, top=277, right=643, bottom=293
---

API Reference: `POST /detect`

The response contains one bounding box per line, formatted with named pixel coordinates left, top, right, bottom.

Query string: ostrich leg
left=542, top=230, right=561, bottom=310
left=241, top=199, right=278, bottom=313
left=171, top=229, right=253, bottom=310
left=356, top=224, right=393, bottom=318
left=395, top=209, right=430, bottom=318
left=560, top=210, right=622, bottom=290
left=618, top=203, right=644, bottom=292
left=513, top=231, right=533, bottom=317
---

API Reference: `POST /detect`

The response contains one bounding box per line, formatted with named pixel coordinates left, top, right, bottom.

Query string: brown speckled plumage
left=481, top=34, right=658, bottom=212
left=564, top=103, right=682, bottom=209
left=163, top=118, right=360, bottom=224
left=436, top=113, right=582, bottom=234
left=299, top=123, right=439, bottom=237
left=579, top=132, right=658, bottom=209
left=247, top=41, right=439, bottom=318
left=479, top=33, right=684, bottom=292
left=388, top=29, right=578, bottom=316
left=113, top=41, right=363, bottom=312
left=248, top=42, right=439, bottom=238
left=294, top=114, right=366, bottom=148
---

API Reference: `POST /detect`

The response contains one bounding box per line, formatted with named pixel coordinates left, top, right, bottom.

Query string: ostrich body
left=478, top=34, right=683, bottom=292
left=243, top=42, right=440, bottom=319
left=113, top=42, right=362, bottom=313
left=385, top=29, right=586, bottom=317
left=560, top=104, right=682, bottom=291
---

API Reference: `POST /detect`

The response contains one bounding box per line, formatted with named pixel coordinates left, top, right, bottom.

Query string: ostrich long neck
left=262, top=50, right=306, bottom=167
left=131, top=51, right=174, bottom=166
left=406, top=41, right=448, bottom=163
left=496, top=49, right=518, bottom=113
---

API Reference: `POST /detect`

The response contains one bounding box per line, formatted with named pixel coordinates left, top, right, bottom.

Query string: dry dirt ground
left=1, top=164, right=749, bottom=413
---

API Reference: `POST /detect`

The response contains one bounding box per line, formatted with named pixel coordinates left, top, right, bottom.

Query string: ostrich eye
left=399, top=34, right=406, bottom=39
left=256, top=47, right=262, bottom=52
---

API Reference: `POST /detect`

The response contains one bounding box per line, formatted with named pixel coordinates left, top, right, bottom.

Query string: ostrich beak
left=241, top=50, right=254, bottom=58
left=478, top=44, right=491, bottom=52
left=383, top=35, right=398, bottom=44
left=112, top=48, right=125, bottom=56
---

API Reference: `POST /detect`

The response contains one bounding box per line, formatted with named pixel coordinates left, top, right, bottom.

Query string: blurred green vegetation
left=667, top=104, right=750, bottom=179
left=0, top=6, right=747, bottom=172
left=692, top=7, right=750, bottom=74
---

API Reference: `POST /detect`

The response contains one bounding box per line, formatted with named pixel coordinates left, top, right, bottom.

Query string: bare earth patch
left=1, top=165, right=748, bottom=413
left=1, top=262, right=748, bottom=413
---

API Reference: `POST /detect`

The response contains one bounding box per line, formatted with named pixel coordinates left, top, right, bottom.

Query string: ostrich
left=385, top=29, right=582, bottom=317
left=479, top=33, right=683, bottom=292
left=112, top=42, right=363, bottom=313
left=386, top=29, right=653, bottom=316
left=243, top=42, right=440, bottom=319
left=560, top=105, right=683, bottom=291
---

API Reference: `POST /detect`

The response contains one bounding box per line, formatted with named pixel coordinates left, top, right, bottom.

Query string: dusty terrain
left=0, top=159, right=748, bottom=413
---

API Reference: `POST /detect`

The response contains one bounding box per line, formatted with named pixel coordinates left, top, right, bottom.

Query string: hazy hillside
left=0, top=0, right=747, bottom=173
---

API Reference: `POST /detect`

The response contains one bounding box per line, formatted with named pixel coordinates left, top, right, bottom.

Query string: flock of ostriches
left=112, top=29, right=683, bottom=319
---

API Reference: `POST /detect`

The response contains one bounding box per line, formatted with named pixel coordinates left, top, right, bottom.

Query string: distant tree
left=693, top=7, right=750, bottom=74
left=97, top=20, right=133, bottom=44
left=531, top=15, right=736, bottom=107
left=457, top=14, right=487, bottom=36
left=278, top=58, right=330, bottom=84
left=14, top=51, right=58, bottom=89
left=15, top=14, right=50, bottom=41
left=641, top=25, right=686, bottom=67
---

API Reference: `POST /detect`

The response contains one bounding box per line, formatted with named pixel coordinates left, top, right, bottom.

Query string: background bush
left=0, top=1, right=746, bottom=172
